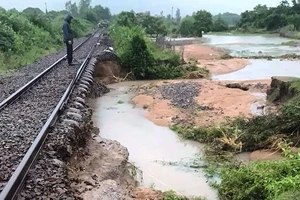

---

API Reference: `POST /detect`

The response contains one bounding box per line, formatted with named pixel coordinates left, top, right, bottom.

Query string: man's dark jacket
left=62, top=14, right=73, bottom=43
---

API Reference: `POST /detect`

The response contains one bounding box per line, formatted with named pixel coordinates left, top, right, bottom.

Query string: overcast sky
left=0, top=0, right=283, bottom=16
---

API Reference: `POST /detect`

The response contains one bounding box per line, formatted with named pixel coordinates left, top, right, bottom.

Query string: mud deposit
left=89, top=82, right=218, bottom=199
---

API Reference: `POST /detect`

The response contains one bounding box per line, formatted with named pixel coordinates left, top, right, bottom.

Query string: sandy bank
left=177, top=44, right=249, bottom=75
left=132, top=79, right=270, bottom=127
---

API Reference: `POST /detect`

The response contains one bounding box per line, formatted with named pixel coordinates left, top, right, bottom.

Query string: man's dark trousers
left=66, top=42, right=73, bottom=65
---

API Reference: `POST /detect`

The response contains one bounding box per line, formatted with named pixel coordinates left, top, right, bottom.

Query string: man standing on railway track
left=63, top=14, right=74, bottom=66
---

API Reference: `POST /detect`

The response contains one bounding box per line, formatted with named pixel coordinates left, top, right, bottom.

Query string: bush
left=109, top=24, right=183, bottom=80
left=163, top=190, right=205, bottom=200
left=218, top=156, right=300, bottom=200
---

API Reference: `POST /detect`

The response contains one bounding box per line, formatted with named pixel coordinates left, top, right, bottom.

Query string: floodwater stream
left=213, top=59, right=300, bottom=81
left=89, top=82, right=218, bottom=199
left=89, top=34, right=300, bottom=199
left=204, top=35, right=300, bottom=57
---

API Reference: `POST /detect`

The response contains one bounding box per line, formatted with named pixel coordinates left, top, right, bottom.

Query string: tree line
left=238, top=0, right=300, bottom=34
left=0, top=0, right=112, bottom=70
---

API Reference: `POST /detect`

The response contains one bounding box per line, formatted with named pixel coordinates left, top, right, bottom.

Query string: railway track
left=0, top=30, right=101, bottom=199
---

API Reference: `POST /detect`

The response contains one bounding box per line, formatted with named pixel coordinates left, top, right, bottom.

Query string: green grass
left=163, top=191, right=206, bottom=200
left=219, top=155, right=300, bottom=200
left=281, top=40, right=298, bottom=46
left=117, top=100, right=125, bottom=104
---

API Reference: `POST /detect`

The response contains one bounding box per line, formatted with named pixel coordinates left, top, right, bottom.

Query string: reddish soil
left=132, top=79, right=270, bottom=127
left=177, top=44, right=249, bottom=75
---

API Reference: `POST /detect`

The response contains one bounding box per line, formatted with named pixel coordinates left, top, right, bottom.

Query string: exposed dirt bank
left=177, top=44, right=249, bottom=75
left=132, top=79, right=270, bottom=127
left=68, top=130, right=165, bottom=200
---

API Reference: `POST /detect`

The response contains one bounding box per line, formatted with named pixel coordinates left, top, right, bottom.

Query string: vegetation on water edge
left=172, top=79, right=300, bottom=153
left=171, top=78, right=300, bottom=200
left=109, top=12, right=209, bottom=80
left=281, top=40, right=298, bottom=46
left=219, top=155, right=300, bottom=200
left=163, top=191, right=205, bottom=200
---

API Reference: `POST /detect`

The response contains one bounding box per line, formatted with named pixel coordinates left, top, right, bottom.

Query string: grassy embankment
left=0, top=9, right=93, bottom=74
left=171, top=78, right=300, bottom=200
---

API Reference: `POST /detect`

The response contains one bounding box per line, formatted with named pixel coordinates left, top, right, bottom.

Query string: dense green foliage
left=219, top=156, right=300, bottom=200
left=213, top=17, right=229, bottom=32
left=163, top=191, right=205, bottom=200
left=0, top=1, right=113, bottom=72
left=109, top=24, right=183, bottom=80
left=113, top=11, right=167, bottom=36
left=177, top=10, right=229, bottom=36
left=177, top=16, right=195, bottom=37
left=238, top=0, right=300, bottom=37
left=212, top=12, right=241, bottom=26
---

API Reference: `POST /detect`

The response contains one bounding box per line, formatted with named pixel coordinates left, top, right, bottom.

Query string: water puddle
left=89, top=83, right=218, bottom=199
left=204, top=35, right=299, bottom=57
left=250, top=93, right=267, bottom=116
left=213, top=59, right=300, bottom=81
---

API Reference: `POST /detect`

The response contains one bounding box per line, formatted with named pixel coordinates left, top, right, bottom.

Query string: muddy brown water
left=213, top=59, right=300, bottom=81
left=204, top=34, right=299, bottom=57
left=89, top=81, right=218, bottom=200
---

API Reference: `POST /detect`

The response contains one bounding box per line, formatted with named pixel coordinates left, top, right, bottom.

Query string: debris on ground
left=158, top=82, right=201, bottom=109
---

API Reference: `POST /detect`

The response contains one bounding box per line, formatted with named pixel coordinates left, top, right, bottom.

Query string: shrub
left=218, top=156, right=300, bottom=200
left=109, top=24, right=183, bottom=80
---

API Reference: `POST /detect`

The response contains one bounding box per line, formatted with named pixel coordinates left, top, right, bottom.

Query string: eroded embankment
left=15, top=32, right=155, bottom=200
left=61, top=39, right=164, bottom=199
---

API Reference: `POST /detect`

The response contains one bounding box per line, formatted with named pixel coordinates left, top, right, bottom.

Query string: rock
left=225, top=83, right=249, bottom=91
left=52, top=159, right=65, bottom=167
left=267, top=76, right=299, bottom=102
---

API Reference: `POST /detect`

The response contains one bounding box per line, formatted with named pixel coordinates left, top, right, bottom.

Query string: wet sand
left=132, top=79, right=269, bottom=127
left=178, top=44, right=249, bottom=75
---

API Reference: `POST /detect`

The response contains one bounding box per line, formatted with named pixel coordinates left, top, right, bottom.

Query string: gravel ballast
left=18, top=60, right=110, bottom=200
left=158, top=82, right=201, bottom=109
left=0, top=36, right=91, bottom=102
left=0, top=34, right=100, bottom=194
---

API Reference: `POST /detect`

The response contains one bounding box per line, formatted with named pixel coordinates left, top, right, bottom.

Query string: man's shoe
left=68, top=63, right=76, bottom=66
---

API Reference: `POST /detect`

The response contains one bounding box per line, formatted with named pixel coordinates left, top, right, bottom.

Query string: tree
left=115, top=11, right=138, bottom=27
left=93, top=5, right=112, bottom=21
left=213, top=17, right=229, bottom=32
left=84, top=10, right=98, bottom=23
left=193, top=10, right=213, bottom=35
left=178, top=16, right=195, bottom=36
left=78, top=0, right=91, bottom=16
left=23, top=7, right=44, bottom=15
left=175, top=8, right=181, bottom=24
left=213, top=12, right=241, bottom=26
left=65, top=1, right=78, bottom=17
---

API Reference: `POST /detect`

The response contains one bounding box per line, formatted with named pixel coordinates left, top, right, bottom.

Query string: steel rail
left=0, top=37, right=98, bottom=200
left=0, top=30, right=97, bottom=110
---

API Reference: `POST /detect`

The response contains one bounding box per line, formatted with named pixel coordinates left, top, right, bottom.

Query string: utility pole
left=171, top=7, right=173, bottom=23
left=45, top=2, right=48, bottom=14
